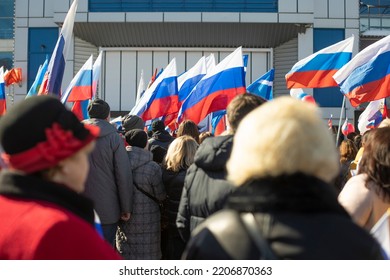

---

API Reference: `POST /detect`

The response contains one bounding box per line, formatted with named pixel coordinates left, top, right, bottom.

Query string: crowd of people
left=0, top=93, right=389, bottom=260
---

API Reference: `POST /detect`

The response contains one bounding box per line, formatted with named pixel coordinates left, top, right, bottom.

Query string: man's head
left=122, top=114, right=145, bottom=132
left=151, top=120, right=165, bottom=133
left=87, top=98, right=110, bottom=120
left=227, top=93, right=266, bottom=133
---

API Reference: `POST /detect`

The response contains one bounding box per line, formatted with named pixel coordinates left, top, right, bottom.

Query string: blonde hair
left=227, top=96, right=339, bottom=186
left=164, top=135, right=198, bottom=172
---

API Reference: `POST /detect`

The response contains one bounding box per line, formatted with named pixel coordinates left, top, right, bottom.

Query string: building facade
left=6, top=0, right=365, bottom=120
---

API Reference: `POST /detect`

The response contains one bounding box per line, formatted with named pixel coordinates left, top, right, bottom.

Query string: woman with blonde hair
left=162, top=135, right=198, bottom=259
left=183, top=97, right=383, bottom=260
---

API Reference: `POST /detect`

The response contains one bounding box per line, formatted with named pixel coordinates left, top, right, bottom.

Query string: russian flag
left=61, top=55, right=93, bottom=103
left=206, top=53, right=216, bottom=72
left=334, top=35, right=390, bottom=107
left=247, top=68, right=274, bottom=100
left=130, top=58, right=179, bottom=122
left=92, top=51, right=103, bottom=97
left=40, top=0, right=78, bottom=98
left=179, top=47, right=246, bottom=124
left=135, top=69, right=145, bottom=105
left=286, top=36, right=354, bottom=89
left=0, top=67, right=6, bottom=116
left=27, top=55, right=49, bottom=98
left=178, top=56, right=207, bottom=102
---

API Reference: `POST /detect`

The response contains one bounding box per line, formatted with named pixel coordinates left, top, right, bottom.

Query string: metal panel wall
left=273, top=38, right=298, bottom=97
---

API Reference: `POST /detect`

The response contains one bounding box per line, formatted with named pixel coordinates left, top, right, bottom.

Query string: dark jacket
left=0, top=171, right=121, bottom=260
left=183, top=173, right=384, bottom=260
left=176, top=135, right=235, bottom=242
left=148, top=130, right=174, bottom=151
left=83, top=119, right=133, bottom=224
left=162, top=168, right=187, bottom=259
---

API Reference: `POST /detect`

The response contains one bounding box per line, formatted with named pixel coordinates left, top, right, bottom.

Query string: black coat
left=176, top=135, right=236, bottom=242
left=183, top=173, right=384, bottom=260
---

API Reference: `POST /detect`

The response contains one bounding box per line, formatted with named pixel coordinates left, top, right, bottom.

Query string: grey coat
left=117, top=146, right=166, bottom=260
left=83, top=119, right=133, bottom=224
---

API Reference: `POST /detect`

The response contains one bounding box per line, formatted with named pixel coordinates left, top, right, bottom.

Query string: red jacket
left=0, top=172, right=122, bottom=260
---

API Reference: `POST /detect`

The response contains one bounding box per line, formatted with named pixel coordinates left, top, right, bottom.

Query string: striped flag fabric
left=71, top=99, right=90, bottom=121
left=178, top=47, right=246, bottom=124
left=27, top=55, right=49, bottom=98
left=92, top=51, right=102, bottom=97
left=358, top=99, right=384, bottom=133
left=3, top=68, right=22, bottom=87
left=39, top=0, right=78, bottom=97
left=286, top=36, right=354, bottom=89
left=206, top=53, right=216, bottom=72
left=178, top=56, right=207, bottom=103
left=334, top=34, right=390, bottom=107
left=130, top=58, right=179, bottom=122
left=211, top=110, right=227, bottom=136
left=247, top=68, right=274, bottom=100
left=61, top=55, right=93, bottom=103
left=0, top=67, right=6, bottom=116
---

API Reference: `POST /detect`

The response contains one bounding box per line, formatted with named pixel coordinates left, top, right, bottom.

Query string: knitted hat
left=87, top=98, right=110, bottom=119
left=0, top=95, right=100, bottom=173
left=122, top=114, right=145, bottom=132
left=151, top=120, right=165, bottom=132
left=125, top=129, right=147, bottom=148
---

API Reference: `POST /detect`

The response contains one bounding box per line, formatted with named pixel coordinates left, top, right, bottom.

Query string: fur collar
left=226, top=173, right=349, bottom=217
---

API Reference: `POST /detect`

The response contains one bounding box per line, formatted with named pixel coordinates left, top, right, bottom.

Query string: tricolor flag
left=39, top=0, right=78, bottom=97
left=211, top=110, right=227, bottom=136
left=0, top=67, right=6, bottom=116
left=92, top=51, right=102, bottom=97
left=179, top=47, right=246, bottom=124
left=358, top=99, right=384, bottom=134
left=178, top=56, right=207, bottom=102
left=247, top=68, right=274, bottom=100
left=333, top=34, right=390, bottom=107
left=370, top=209, right=390, bottom=259
left=61, top=55, right=93, bottom=104
left=286, top=36, right=354, bottom=89
left=71, top=99, right=90, bottom=121
left=206, top=53, right=216, bottom=72
left=136, top=70, right=145, bottom=105
left=130, top=58, right=179, bottom=122
left=27, top=56, right=49, bottom=98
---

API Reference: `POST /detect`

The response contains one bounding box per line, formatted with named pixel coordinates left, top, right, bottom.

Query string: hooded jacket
left=176, top=135, right=235, bottom=242
left=148, top=130, right=175, bottom=151
left=83, top=119, right=133, bottom=224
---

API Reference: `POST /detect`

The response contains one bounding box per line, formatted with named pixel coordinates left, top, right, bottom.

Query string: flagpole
left=336, top=95, right=346, bottom=147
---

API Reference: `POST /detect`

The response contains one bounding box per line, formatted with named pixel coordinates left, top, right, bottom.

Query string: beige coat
left=339, top=173, right=390, bottom=230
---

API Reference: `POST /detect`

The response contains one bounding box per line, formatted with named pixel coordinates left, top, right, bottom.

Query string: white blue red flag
left=130, top=58, right=178, bottom=122
left=0, top=67, right=6, bottom=116
left=92, top=51, right=102, bottom=97
left=136, top=69, right=145, bottom=105
left=39, top=0, right=78, bottom=98
left=27, top=55, right=49, bottom=98
left=61, top=55, right=93, bottom=104
left=178, top=56, right=207, bottom=102
left=247, top=68, right=274, bottom=100
left=206, top=53, right=216, bottom=72
left=286, top=36, right=354, bottom=89
left=334, top=34, right=390, bottom=107
left=71, top=99, right=90, bottom=121
left=178, top=47, right=246, bottom=124
left=358, top=99, right=384, bottom=134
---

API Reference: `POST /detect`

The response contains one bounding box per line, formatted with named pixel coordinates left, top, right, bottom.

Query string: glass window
left=0, top=0, right=14, bottom=39
left=0, top=52, right=13, bottom=70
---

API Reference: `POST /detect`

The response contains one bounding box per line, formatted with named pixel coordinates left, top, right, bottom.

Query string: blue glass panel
left=313, top=28, right=345, bottom=107
left=88, top=0, right=278, bottom=13
left=0, top=52, right=13, bottom=70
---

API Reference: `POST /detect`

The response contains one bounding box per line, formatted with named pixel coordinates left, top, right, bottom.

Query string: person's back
left=183, top=97, right=384, bottom=260
left=0, top=96, right=121, bottom=259
left=176, top=94, right=266, bottom=241
left=83, top=99, right=133, bottom=245
left=148, top=119, right=175, bottom=152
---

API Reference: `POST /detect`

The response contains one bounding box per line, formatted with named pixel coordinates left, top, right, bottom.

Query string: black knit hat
left=0, top=95, right=99, bottom=173
left=87, top=98, right=110, bottom=119
left=125, top=129, right=147, bottom=148
left=151, top=120, right=165, bottom=132
left=122, top=114, right=145, bottom=132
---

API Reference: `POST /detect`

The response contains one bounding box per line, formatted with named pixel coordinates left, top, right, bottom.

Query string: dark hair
left=358, top=127, right=390, bottom=201
left=353, top=134, right=362, bottom=149
left=227, top=93, right=266, bottom=133
left=177, top=120, right=200, bottom=143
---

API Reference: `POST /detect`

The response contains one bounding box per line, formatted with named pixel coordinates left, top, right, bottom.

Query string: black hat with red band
left=0, top=95, right=100, bottom=173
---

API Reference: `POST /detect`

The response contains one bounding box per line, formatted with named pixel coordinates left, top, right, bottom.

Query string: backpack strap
left=240, top=212, right=278, bottom=260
